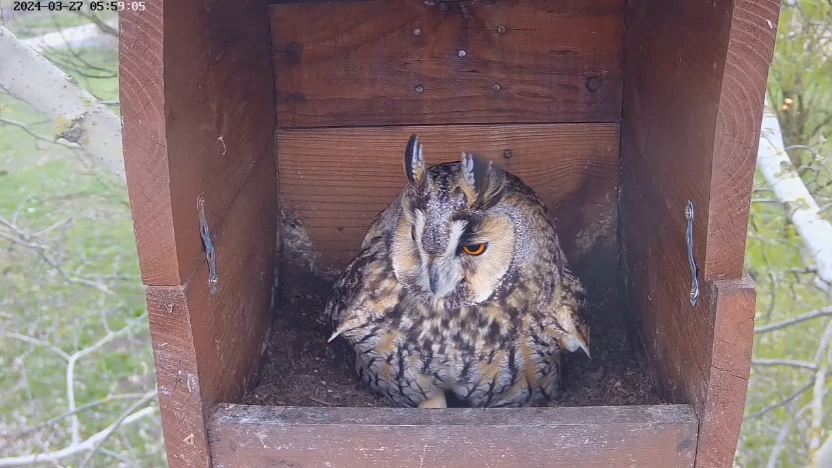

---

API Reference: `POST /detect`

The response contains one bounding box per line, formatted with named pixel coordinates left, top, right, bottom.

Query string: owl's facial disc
left=392, top=201, right=515, bottom=305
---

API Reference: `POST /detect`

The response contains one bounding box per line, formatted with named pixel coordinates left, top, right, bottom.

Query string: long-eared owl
left=324, top=135, right=589, bottom=408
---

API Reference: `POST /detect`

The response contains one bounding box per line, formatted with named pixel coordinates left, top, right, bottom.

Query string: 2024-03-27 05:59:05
left=11, top=1, right=145, bottom=11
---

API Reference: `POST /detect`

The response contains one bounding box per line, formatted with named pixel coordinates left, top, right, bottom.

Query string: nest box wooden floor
left=119, top=1, right=780, bottom=467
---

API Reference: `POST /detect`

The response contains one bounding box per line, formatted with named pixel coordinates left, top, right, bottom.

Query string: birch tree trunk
left=758, top=102, right=832, bottom=286
left=0, top=26, right=125, bottom=183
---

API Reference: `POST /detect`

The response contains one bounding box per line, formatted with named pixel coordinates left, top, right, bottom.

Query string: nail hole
left=585, top=75, right=603, bottom=93
left=503, top=149, right=513, bottom=159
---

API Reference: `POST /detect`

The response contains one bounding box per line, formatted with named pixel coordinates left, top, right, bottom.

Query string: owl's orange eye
left=462, top=243, right=487, bottom=256
left=411, top=226, right=417, bottom=241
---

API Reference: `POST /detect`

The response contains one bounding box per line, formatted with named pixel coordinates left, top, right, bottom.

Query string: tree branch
left=0, top=406, right=156, bottom=467
left=0, top=26, right=124, bottom=182
left=758, top=101, right=832, bottom=285
left=808, top=320, right=832, bottom=464
left=752, top=359, right=819, bottom=371
left=755, top=306, right=832, bottom=334
left=79, top=391, right=158, bottom=467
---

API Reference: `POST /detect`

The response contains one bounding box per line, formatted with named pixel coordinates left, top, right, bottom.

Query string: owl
left=324, top=135, right=589, bottom=408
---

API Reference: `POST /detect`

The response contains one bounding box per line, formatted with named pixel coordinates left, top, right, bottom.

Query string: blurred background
left=0, top=1, right=830, bottom=466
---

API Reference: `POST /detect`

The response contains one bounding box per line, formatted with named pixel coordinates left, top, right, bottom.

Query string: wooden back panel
left=278, top=124, right=620, bottom=290
left=120, top=1, right=278, bottom=467
left=620, top=0, right=778, bottom=465
left=271, top=0, right=624, bottom=127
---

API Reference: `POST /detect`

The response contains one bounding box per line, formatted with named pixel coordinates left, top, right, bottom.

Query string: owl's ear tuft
left=404, top=135, right=425, bottom=185
left=460, top=152, right=506, bottom=208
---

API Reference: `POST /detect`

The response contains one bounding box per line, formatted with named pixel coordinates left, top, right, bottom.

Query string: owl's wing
left=324, top=247, right=369, bottom=331
left=549, top=266, right=590, bottom=358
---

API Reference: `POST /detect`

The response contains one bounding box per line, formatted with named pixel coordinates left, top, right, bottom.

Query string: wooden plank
left=705, top=0, right=780, bottom=278
left=620, top=1, right=776, bottom=466
left=278, top=123, right=620, bottom=289
left=208, top=404, right=698, bottom=468
left=145, top=152, right=277, bottom=468
left=119, top=2, right=173, bottom=284
left=120, top=0, right=276, bottom=286
left=697, top=279, right=755, bottom=468
left=270, top=0, right=624, bottom=127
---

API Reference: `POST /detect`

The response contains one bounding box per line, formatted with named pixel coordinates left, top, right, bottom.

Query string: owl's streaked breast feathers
left=324, top=135, right=589, bottom=408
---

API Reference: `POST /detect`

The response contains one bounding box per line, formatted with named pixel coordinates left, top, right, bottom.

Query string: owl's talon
left=418, top=392, right=447, bottom=409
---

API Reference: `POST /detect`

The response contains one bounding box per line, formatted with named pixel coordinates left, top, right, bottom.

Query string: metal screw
left=457, top=49, right=467, bottom=58
left=492, top=83, right=502, bottom=92
left=415, top=85, right=425, bottom=93
left=497, top=25, right=507, bottom=34
left=503, top=149, right=513, bottom=159
left=413, top=28, right=421, bottom=36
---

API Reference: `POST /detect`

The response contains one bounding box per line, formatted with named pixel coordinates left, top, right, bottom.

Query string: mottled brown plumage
left=324, top=135, right=589, bottom=408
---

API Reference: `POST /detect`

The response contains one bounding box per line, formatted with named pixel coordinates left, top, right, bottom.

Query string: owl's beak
left=427, top=257, right=458, bottom=298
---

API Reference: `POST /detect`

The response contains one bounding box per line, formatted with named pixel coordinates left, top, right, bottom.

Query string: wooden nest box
left=119, top=1, right=779, bottom=467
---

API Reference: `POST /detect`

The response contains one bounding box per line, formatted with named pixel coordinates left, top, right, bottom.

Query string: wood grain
left=119, top=2, right=174, bottom=284
left=619, top=1, right=775, bottom=466
left=145, top=149, right=277, bottom=468
left=208, top=404, right=698, bottom=468
left=270, top=0, right=624, bottom=127
left=120, top=0, right=276, bottom=286
left=697, top=279, right=755, bottom=468
left=278, top=123, right=620, bottom=289
left=705, top=0, right=780, bottom=279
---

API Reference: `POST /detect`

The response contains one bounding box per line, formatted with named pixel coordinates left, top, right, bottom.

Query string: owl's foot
left=418, top=392, right=447, bottom=409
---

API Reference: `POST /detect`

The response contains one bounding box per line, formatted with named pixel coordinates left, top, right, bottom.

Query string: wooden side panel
left=120, top=0, right=276, bottom=286
left=620, top=1, right=776, bottom=466
left=705, top=0, right=780, bottom=278
left=278, top=124, right=620, bottom=289
left=271, top=0, right=624, bottom=127
left=120, top=1, right=175, bottom=284
left=697, top=279, right=755, bottom=468
left=620, top=0, right=774, bottom=402
left=146, top=154, right=277, bottom=468
left=208, top=404, right=698, bottom=468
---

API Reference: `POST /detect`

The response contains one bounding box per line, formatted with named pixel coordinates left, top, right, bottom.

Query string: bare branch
left=0, top=216, right=114, bottom=294
left=755, top=306, right=832, bottom=334
left=767, top=403, right=798, bottom=468
left=0, top=406, right=156, bottom=467
left=0, top=393, right=149, bottom=453
left=753, top=359, right=819, bottom=371
left=64, top=313, right=149, bottom=443
left=79, top=391, right=158, bottom=466
left=808, top=320, right=832, bottom=464
left=0, top=116, right=81, bottom=149
left=0, top=332, right=70, bottom=361
left=744, top=382, right=815, bottom=421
